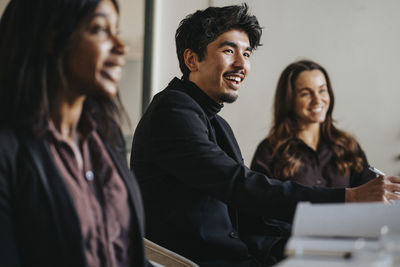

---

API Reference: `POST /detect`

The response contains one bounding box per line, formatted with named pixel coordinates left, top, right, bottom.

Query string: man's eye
left=224, top=49, right=234, bottom=54
left=244, top=52, right=251, bottom=58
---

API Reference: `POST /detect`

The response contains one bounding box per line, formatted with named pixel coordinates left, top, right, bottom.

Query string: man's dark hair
left=175, top=3, right=262, bottom=77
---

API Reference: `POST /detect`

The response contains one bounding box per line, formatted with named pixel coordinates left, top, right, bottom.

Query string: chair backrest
left=144, top=238, right=199, bottom=267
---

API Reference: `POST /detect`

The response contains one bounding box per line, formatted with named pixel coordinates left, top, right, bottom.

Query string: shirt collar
left=46, top=114, right=97, bottom=143
left=181, top=76, right=223, bottom=119
left=296, top=137, right=328, bottom=154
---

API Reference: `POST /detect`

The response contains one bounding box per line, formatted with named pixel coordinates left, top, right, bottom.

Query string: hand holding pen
left=345, top=166, right=400, bottom=203
left=368, top=165, right=385, bottom=177
left=368, top=165, right=400, bottom=196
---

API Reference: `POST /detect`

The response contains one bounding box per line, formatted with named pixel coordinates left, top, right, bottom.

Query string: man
left=131, top=4, right=400, bottom=266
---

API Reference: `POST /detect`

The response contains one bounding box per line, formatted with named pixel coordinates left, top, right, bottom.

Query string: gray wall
left=0, top=0, right=6, bottom=12
left=118, top=0, right=144, bottom=136
left=150, top=0, right=209, bottom=94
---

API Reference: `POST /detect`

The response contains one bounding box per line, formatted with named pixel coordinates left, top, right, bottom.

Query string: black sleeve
left=142, top=91, right=345, bottom=221
left=0, top=131, right=20, bottom=266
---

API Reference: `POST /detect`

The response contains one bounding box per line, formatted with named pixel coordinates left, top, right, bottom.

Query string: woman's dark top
left=239, top=137, right=376, bottom=249
left=251, top=138, right=375, bottom=188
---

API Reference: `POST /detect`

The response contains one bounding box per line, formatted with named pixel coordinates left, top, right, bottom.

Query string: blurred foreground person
left=0, top=0, right=150, bottom=266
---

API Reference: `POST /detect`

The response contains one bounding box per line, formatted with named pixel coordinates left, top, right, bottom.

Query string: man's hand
left=345, top=176, right=400, bottom=203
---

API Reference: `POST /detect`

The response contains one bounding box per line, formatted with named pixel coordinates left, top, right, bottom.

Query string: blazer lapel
left=20, top=134, right=86, bottom=266
left=211, top=117, right=244, bottom=164
left=104, top=143, right=145, bottom=231
left=104, top=141, right=147, bottom=267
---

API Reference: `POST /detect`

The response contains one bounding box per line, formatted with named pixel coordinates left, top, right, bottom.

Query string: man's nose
left=233, top=53, right=245, bottom=68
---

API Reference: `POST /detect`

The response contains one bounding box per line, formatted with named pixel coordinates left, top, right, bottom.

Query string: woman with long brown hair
left=251, top=59, right=375, bottom=187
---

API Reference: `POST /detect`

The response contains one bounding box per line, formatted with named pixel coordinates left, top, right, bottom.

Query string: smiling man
left=130, top=4, right=400, bottom=267
left=185, top=29, right=251, bottom=104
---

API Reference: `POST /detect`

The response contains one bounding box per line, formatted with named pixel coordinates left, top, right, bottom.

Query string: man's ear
left=184, top=49, right=199, bottom=72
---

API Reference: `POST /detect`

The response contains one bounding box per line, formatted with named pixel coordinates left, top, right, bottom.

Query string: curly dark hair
left=267, top=60, right=363, bottom=178
left=175, top=3, right=262, bottom=77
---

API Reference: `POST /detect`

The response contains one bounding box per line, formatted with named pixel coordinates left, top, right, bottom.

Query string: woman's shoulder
left=255, top=136, right=296, bottom=154
left=252, top=137, right=274, bottom=163
left=251, top=137, right=276, bottom=176
left=328, top=129, right=365, bottom=155
left=256, top=137, right=273, bottom=150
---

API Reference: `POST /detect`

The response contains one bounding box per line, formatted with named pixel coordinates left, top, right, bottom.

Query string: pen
left=368, top=165, right=400, bottom=196
left=368, top=165, right=385, bottom=176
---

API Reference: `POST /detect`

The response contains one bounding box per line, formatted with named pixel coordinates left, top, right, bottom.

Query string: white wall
left=118, top=0, right=144, bottom=136
left=151, top=0, right=210, bottom=95
left=0, top=0, right=6, bottom=12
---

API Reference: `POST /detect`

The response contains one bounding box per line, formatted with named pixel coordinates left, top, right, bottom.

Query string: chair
left=144, top=238, right=199, bottom=267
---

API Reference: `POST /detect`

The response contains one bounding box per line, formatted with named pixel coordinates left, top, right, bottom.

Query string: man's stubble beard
left=219, top=92, right=238, bottom=103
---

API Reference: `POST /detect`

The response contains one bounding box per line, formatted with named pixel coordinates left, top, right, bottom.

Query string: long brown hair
left=267, top=60, right=363, bottom=178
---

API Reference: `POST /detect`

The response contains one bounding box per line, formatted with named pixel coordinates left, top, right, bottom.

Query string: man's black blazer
left=131, top=77, right=344, bottom=266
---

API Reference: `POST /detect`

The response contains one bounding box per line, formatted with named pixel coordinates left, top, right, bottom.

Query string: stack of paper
left=285, top=202, right=400, bottom=258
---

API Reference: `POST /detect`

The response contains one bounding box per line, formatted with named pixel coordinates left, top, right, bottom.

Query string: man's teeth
left=225, top=76, right=241, bottom=82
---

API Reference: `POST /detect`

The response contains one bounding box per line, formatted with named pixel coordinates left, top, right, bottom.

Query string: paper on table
left=285, top=236, right=380, bottom=257
left=292, top=202, right=400, bottom=239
